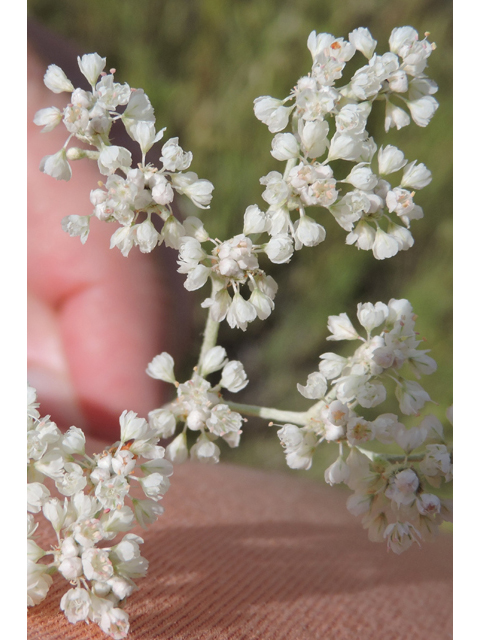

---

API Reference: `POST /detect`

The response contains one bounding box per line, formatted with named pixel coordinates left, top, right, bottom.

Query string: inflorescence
left=29, top=25, right=451, bottom=638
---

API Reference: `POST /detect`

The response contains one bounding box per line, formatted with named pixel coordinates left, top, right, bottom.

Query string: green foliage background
left=29, top=0, right=452, bottom=479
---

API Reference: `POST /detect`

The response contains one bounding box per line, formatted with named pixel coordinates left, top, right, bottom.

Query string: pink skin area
left=28, top=49, right=173, bottom=440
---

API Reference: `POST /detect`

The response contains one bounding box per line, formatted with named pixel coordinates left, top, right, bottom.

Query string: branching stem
left=225, top=401, right=310, bottom=425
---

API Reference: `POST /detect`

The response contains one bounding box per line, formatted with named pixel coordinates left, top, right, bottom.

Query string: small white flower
left=264, top=234, right=294, bottom=264
left=27, top=561, right=53, bottom=606
left=136, top=219, right=161, bottom=253
left=394, top=424, right=428, bottom=454
left=82, top=548, right=114, bottom=582
left=319, top=353, right=346, bottom=379
left=77, top=53, right=106, bottom=85
left=58, top=556, right=83, bottom=581
left=260, top=171, right=290, bottom=207
left=346, top=417, right=375, bottom=444
left=416, top=493, right=441, bottom=516
left=190, top=434, right=221, bottom=464
left=226, top=293, right=257, bottom=331
left=390, top=468, right=420, bottom=505
left=141, top=458, right=173, bottom=477
left=297, top=372, right=327, bottom=399
left=166, top=432, right=189, bottom=464
left=151, top=174, right=174, bottom=205
left=388, top=69, right=409, bottom=93
left=271, top=133, right=300, bottom=161
left=299, top=120, right=329, bottom=158
left=200, top=346, right=228, bottom=377
left=132, top=498, right=165, bottom=528
left=389, top=26, right=419, bottom=57
left=384, top=521, right=421, bottom=554
left=146, top=352, right=176, bottom=383
left=186, top=408, right=208, bottom=431
left=56, top=462, right=87, bottom=496
left=149, top=409, right=177, bottom=438
left=294, top=216, right=326, bottom=248
left=253, top=96, right=293, bottom=133
left=401, top=161, right=432, bottom=189
left=384, top=101, right=410, bottom=132
left=97, top=146, right=132, bottom=176
left=220, top=360, right=248, bottom=393
left=110, top=226, right=136, bottom=257
left=406, top=96, right=439, bottom=127
left=278, top=424, right=317, bottom=470
left=162, top=215, right=186, bottom=249
left=99, top=607, right=130, bottom=639
left=201, top=289, right=232, bottom=323
left=349, top=27, right=377, bottom=59
left=335, top=102, right=370, bottom=134
left=324, top=456, right=350, bottom=485
left=170, top=172, right=214, bottom=209
left=327, top=132, right=362, bottom=162
left=27, top=483, right=51, bottom=514
left=43, top=64, right=74, bottom=93
left=346, top=220, right=376, bottom=250
left=111, top=450, right=136, bottom=476
left=161, top=137, right=193, bottom=171
left=249, top=288, right=275, bottom=320
left=386, top=223, right=414, bottom=251
left=344, top=164, right=378, bottom=190
left=183, top=216, right=209, bottom=241
left=396, top=379, right=431, bottom=415
left=372, top=228, right=400, bottom=260
left=356, top=302, right=388, bottom=332
left=60, top=214, right=90, bottom=244
left=356, top=381, right=387, bottom=408
left=33, top=107, right=63, bottom=132
left=119, top=410, right=149, bottom=442
left=39, top=149, right=72, bottom=181
left=326, top=312, right=359, bottom=341
left=378, top=145, right=407, bottom=175
left=123, top=89, right=155, bottom=123
left=27, top=539, right=45, bottom=563
left=139, top=473, right=170, bottom=500
left=131, top=122, right=166, bottom=155
left=102, top=506, right=135, bottom=537
left=61, top=426, right=86, bottom=455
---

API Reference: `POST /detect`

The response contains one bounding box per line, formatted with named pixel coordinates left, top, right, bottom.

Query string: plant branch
left=225, top=401, right=310, bottom=425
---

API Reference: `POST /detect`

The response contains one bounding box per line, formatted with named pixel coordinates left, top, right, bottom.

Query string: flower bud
left=166, top=433, right=188, bottom=464
left=146, top=352, right=176, bottom=383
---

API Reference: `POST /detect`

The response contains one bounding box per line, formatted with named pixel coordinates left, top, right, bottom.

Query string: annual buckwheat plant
left=30, top=26, right=451, bottom=637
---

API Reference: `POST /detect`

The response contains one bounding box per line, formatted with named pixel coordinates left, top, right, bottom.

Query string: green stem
left=355, top=446, right=425, bottom=463
left=198, top=308, right=220, bottom=369
left=225, top=401, right=310, bottom=425
left=66, top=148, right=100, bottom=161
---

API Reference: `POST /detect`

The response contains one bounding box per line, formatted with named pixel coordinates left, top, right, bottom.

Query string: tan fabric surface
left=28, top=457, right=452, bottom=640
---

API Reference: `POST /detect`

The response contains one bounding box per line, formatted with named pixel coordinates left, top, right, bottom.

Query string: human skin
left=28, top=49, right=177, bottom=440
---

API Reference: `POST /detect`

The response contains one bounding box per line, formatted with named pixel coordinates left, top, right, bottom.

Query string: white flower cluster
left=178, top=231, right=280, bottom=330
left=277, top=299, right=452, bottom=553
left=252, top=26, right=437, bottom=259
left=35, top=53, right=214, bottom=254
left=146, top=348, right=248, bottom=463
left=27, top=386, right=172, bottom=638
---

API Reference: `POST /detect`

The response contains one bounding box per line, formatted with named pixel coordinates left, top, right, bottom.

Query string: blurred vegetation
left=28, top=0, right=452, bottom=480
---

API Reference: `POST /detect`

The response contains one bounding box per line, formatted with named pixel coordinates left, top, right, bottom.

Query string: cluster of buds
left=35, top=27, right=438, bottom=336
left=35, top=53, right=214, bottom=254
left=178, top=232, right=279, bottom=330
left=146, top=348, right=248, bottom=463
left=27, top=386, right=172, bottom=638
left=252, top=26, right=437, bottom=260
left=277, top=298, right=452, bottom=553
